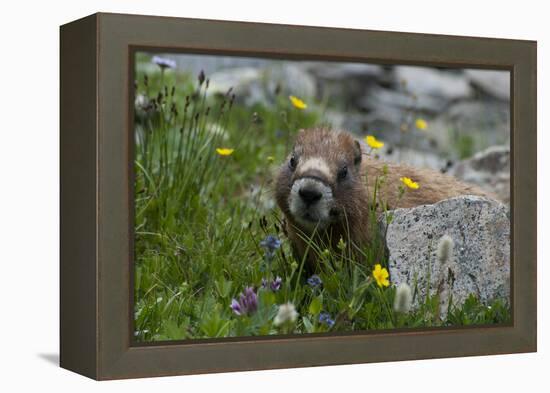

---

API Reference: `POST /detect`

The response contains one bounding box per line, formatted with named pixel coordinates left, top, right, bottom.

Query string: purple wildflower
left=307, top=274, right=322, bottom=288
left=152, top=56, right=176, bottom=70
left=260, top=235, right=281, bottom=259
left=319, top=312, right=335, bottom=328
left=261, top=276, right=282, bottom=292
left=270, top=276, right=282, bottom=291
left=230, top=287, right=258, bottom=316
left=230, top=299, right=242, bottom=315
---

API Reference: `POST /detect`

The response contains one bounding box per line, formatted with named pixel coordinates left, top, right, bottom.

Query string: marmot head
left=275, top=128, right=364, bottom=233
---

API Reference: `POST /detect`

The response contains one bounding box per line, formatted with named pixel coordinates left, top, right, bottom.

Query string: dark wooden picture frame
left=60, top=12, right=537, bottom=380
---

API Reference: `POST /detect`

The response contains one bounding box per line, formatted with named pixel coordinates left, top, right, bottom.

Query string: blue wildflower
left=260, top=235, right=281, bottom=259
left=319, top=312, right=335, bottom=328
left=152, top=55, right=176, bottom=70
left=230, top=287, right=258, bottom=316
left=307, top=274, right=322, bottom=288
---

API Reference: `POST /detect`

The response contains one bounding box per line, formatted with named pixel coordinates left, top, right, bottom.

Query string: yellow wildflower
left=289, top=95, right=307, bottom=109
left=216, top=148, right=234, bottom=156
left=372, top=264, right=390, bottom=288
left=267, top=156, right=275, bottom=163
left=365, top=135, right=384, bottom=149
left=415, top=118, right=428, bottom=130
left=400, top=177, right=420, bottom=189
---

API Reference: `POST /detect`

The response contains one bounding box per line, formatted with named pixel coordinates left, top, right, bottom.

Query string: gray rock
left=394, top=66, right=472, bottom=101
left=304, top=62, right=386, bottom=109
left=359, top=85, right=448, bottom=114
left=450, top=145, right=510, bottom=203
left=445, top=100, right=510, bottom=143
left=421, top=100, right=510, bottom=161
left=207, top=64, right=317, bottom=106
left=207, top=67, right=264, bottom=104
left=265, top=64, right=317, bottom=99
left=465, top=69, right=510, bottom=101
left=447, top=100, right=496, bottom=123
left=303, top=62, right=384, bottom=80
left=374, top=145, right=448, bottom=171
left=321, top=110, right=410, bottom=151
left=172, top=53, right=271, bottom=77
left=380, top=196, right=510, bottom=319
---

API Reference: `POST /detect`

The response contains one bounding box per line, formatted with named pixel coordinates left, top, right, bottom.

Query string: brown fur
left=275, top=127, right=492, bottom=271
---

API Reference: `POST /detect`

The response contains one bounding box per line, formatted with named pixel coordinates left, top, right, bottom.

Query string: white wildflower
left=274, top=302, right=299, bottom=326
left=134, top=93, right=149, bottom=109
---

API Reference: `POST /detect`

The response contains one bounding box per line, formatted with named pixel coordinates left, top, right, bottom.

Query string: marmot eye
left=338, top=166, right=348, bottom=180
left=289, top=155, right=297, bottom=170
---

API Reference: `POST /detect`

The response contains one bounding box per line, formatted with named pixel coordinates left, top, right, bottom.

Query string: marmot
left=275, top=128, right=492, bottom=270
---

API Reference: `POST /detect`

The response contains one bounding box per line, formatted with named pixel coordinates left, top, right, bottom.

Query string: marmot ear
left=353, top=140, right=362, bottom=165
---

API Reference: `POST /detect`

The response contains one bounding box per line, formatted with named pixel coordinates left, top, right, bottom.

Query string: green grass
left=133, top=57, right=510, bottom=342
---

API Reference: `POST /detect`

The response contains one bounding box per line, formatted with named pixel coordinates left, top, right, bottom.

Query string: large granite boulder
left=380, top=196, right=510, bottom=318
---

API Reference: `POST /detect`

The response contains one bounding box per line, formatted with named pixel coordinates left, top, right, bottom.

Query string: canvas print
left=132, top=52, right=511, bottom=342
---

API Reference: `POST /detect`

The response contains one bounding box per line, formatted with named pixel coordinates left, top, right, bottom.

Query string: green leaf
left=302, top=316, right=314, bottom=333
left=308, top=294, right=323, bottom=316
left=200, top=312, right=232, bottom=338
left=260, top=290, right=276, bottom=308
left=214, top=278, right=233, bottom=299
left=163, top=319, right=186, bottom=340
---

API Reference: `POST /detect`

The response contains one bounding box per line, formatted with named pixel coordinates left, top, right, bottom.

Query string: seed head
left=198, top=70, right=205, bottom=86
left=437, top=235, right=454, bottom=264
left=184, top=96, right=190, bottom=111
left=393, top=283, right=413, bottom=313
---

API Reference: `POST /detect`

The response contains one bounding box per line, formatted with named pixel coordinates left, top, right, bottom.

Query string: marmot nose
left=299, top=187, right=322, bottom=205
